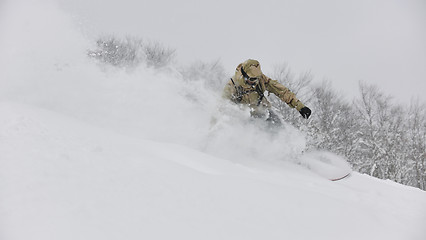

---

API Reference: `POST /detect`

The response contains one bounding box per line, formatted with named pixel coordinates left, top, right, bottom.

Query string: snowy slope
left=1, top=102, right=426, bottom=240
left=1, top=1, right=426, bottom=240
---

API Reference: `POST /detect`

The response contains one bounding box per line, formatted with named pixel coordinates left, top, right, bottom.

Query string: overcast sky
left=45, top=0, right=426, bottom=103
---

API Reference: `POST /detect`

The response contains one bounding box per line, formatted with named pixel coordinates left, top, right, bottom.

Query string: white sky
left=42, top=0, right=426, bottom=102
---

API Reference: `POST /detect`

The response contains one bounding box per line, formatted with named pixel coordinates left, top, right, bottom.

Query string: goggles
left=241, top=67, right=259, bottom=85
left=245, top=77, right=259, bottom=85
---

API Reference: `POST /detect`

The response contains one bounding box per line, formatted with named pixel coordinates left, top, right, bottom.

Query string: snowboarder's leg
left=266, top=109, right=282, bottom=127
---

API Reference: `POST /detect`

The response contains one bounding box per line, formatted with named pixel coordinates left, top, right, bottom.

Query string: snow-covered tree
left=406, top=100, right=426, bottom=189
left=88, top=36, right=175, bottom=69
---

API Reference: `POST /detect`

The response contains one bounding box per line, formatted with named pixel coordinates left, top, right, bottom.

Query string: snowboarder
left=223, top=59, right=311, bottom=124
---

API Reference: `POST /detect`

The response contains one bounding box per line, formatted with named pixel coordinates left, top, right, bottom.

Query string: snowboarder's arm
left=265, top=77, right=305, bottom=111
left=222, top=79, right=236, bottom=100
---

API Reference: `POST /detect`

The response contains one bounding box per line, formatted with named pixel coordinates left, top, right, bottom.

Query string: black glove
left=299, top=107, right=311, bottom=119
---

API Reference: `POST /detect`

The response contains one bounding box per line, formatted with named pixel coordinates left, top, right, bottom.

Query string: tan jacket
left=223, top=63, right=305, bottom=115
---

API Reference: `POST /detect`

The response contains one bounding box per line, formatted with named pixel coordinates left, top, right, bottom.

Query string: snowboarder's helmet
left=242, top=59, right=262, bottom=78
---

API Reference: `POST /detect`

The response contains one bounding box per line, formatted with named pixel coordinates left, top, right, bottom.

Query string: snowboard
left=299, top=151, right=352, bottom=181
